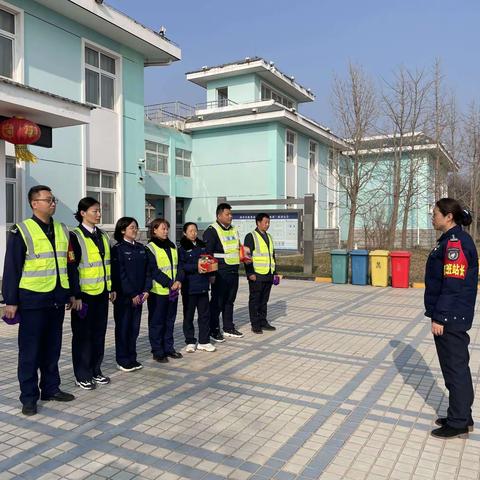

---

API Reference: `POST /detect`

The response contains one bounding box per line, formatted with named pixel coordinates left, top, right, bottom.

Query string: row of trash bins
left=330, top=249, right=412, bottom=288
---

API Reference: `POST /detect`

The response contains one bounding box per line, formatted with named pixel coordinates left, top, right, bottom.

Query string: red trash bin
left=389, top=251, right=411, bottom=288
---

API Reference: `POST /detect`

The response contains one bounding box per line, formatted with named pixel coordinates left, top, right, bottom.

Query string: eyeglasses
left=35, top=197, right=57, bottom=205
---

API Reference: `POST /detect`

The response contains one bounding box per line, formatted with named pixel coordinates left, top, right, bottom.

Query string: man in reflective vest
left=244, top=213, right=278, bottom=333
left=203, top=203, right=245, bottom=341
left=2, top=185, right=75, bottom=416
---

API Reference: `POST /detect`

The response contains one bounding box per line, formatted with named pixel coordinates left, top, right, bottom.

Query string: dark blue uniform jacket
left=111, top=240, right=152, bottom=299
left=1, top=216, right=70, bottom=309
left=424, top=225, right=478, bottom=331
left=178, top=236, right=211, bottom=295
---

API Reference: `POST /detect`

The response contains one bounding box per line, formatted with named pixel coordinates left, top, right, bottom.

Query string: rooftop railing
left=144, top=102, right=196, bottom=124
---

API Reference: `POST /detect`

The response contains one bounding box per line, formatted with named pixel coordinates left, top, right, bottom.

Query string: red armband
left=67, top=242, right=76, bottom=263
left=443, top=238, right=468, bottom=279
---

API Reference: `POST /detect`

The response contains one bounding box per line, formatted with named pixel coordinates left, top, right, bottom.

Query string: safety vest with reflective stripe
left=17, top=219, right=69, bottom=292
left=252, top=230, right=276, bottom=275
left=73, top=227, right=111, bottom=295
left=146, top=242, right=178, bottom=295
left=210, top=223, right=240, bottom=265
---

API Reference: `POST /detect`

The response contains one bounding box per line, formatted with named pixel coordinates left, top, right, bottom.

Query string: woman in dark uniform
left=111, top=217, right=151, bottom=372
left=68, top=197, right=116, bottom=390
left=425, top=198, right=478, bottom=438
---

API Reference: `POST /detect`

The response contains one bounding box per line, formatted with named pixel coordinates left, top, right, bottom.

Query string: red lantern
left=0, top=117, right=41, bottom=162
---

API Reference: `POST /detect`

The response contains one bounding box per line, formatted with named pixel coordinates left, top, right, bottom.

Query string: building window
left=309, top=141, right=317, bottom=169
left=145, top=140, right=168, bottom=174
left=5, top=156, right=18, bottom=226
left=261, top=83, right=294, bottom=109
left=217, top=87, right=228, bottom=107
left=0, top=8, right=15, bottom=79
left=175, top=148, right=191, bottom=177
left=328, top=202, right=335, bottom=228
left=85, top=46, right=116, bottom=109
left=86, top=169, right=116, bottom=224
left=286, top=130, right=296, bottom=163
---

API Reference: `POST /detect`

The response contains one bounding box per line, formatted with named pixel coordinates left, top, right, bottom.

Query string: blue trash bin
left=350, top=249, right=369, bottom=285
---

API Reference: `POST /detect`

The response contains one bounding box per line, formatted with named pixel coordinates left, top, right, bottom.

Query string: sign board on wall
left=233, top=211, right=300, bottom=251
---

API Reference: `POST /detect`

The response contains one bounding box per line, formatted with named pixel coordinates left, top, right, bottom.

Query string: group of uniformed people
left=2, top=185, right=478, bottom=441
left=1, top=188, right=278, bottom=417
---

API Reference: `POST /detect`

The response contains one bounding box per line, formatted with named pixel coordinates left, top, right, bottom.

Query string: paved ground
left=0, top=279, right=479, bottom=480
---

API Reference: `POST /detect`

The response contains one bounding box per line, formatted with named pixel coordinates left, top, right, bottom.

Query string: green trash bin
left=330, top=249, right=349, bottom=284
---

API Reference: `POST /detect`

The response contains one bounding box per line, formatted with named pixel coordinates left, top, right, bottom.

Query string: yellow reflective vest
left=211, top=223, right=240, bottom=265
left=146, top=242, right=178, bottom=295
left=17, top=218, right=69, bottom=292
left=252, top=230, right=276, bottom=275
left=72, top=227, right=111, bottom=295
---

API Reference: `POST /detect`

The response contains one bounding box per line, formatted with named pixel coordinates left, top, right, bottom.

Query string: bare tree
left=381, top=67, right=411, bottom=249
left=462, top=102, right=480, bottom=241
left=331, top=63, right=378, bottom=249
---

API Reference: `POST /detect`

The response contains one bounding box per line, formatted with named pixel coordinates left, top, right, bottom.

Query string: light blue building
left=0, top=0, right=180, bottom=275
left=350, top=133, right=455, bottom=247
left=144, top=57, right=348, bottom=241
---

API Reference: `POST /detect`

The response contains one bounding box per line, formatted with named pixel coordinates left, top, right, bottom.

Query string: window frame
left=175, top=148, right=192, bottom=177
left=261, top=82, right=295, bottom=109
left=0, top=1, right=23, bottom=82
left=86, top=169, right=117, bottom=226
left=145, top=140, right=169, bottom=174
left=286, top=130, right=296, bottom=164
left=5, top=155, right=20, bottom=227
left=83, top=42, right=118, bottom=110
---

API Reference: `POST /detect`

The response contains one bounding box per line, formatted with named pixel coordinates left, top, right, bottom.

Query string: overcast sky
left=107, top=0, right=480, bottom=129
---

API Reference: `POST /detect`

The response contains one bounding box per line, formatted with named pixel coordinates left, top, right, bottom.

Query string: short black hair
left=75, top=197, right=100, bottom=223
left=114, top=217, right=138, bottom=243
left=216, top=203, right=232, bottom=216
left=255, top=212, right=270, bottom=224
left=183, top=221, right=198, bottom=233
left=28, top=185, right=51, bottom=208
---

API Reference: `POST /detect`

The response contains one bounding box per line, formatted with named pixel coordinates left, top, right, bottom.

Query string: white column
left=0, top=140, right=6, bottom=277
left=165, top=196, right=176, bottom=243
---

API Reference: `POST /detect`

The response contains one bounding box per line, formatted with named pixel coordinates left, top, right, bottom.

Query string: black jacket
left=203, top=221, right=239, bottom=273
left=178, top=237, right=211, bottom=295
left=146, top=238, right=183, bottom=291
left=67, top=224, right=111, bottom=300
left=111, top=240, right=152, bottom=300
left=244, top=228, right=277, bottom=282
left=1, top=216, right=70, bottom=309
left=424, top=225, right=478, bottom=331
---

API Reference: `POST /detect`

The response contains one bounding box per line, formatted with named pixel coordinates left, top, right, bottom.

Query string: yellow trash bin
left=369, top=250, right=389, bottom=287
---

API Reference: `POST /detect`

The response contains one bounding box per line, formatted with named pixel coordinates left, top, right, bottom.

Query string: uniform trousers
left=147, top=293, right=178, bottom=357
left=18, top=305, right=64, bottom=405
left=434, top=328, right=474, bottom=428
left=209, top=270, right=239, bottom=334
left=71, top=292, right=109, bottom=382
left=113, top=297, right=142, bottom=367
left=248, top=280, right=273, bottom=330
left=182, top=292, right=210, bottom=344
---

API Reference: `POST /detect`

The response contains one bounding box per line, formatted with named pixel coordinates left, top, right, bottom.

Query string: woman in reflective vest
left=67, top=197, right=115, bottom=391
left=426, top=198, right=478, bottom=439
left=145, top=218, right=183, bottom=363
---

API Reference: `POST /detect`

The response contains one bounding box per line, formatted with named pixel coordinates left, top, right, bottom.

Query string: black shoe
left=166, top=351, right=183, bottom=359
left=252, top=327, right=263, bottom=334
left=92, top=374, right=110, bottom=385
left=22, top=404, right=37, bottom=416
left=223, top=329, right=244, bottom=338
left=75, top=379, right=96, bottom=390
left=153, top=354, right=169, bottom=363
left=431, top=425, right=469, bottom=438
left=261, top=323, right=276, bottom=331
left=435, top=417, right=474, bottom=432
left=210, top=332, right=225, bottom=343
left=132, top=361, right=143, bottom=371
left=41, top=390, right=75, bottom=402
